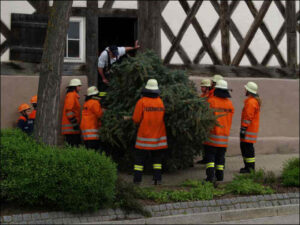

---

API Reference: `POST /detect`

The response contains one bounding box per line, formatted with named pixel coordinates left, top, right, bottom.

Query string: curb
left=1, top=192, right=299, bottom=224
left=92, top=204, right=300, bottom=224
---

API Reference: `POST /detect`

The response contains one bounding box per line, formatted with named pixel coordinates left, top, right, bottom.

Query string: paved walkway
left=119, top=153, right=299, bottom=186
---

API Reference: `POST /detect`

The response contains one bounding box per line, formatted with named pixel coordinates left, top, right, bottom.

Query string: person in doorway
left=203, top=80, right=234, bottom=183
left=28, top=95, right=37, bottom=129
left=97, top=40, right=140, bottom=106
left=126, top=79, right=168, bottom=185
left=208, top=74, right=224, bottom=98
left=17, top=103, right=33, bottom=135
left=61, top=78, right=82, bottom=147
left=80, top=86, right=103, bottom=151
left=240, top=82, right=261, bottom=173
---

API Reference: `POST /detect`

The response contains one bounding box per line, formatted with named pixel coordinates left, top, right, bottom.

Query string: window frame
left=64, top=17, right=86, bottom=63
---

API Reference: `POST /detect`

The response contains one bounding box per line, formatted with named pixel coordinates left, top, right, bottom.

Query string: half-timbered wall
left=1, top=0, right=299, bottom=76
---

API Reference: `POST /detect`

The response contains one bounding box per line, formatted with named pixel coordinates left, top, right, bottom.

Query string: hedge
left=0, top=129, right=117, bottom=213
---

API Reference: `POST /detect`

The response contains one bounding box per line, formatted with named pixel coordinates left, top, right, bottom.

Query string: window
left=64, top=17, right=86, bottom=63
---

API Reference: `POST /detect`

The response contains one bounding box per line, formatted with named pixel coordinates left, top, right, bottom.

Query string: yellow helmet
left=200, top=79, right=211, bottom=87
left=212, top=74, right=224, bottom=83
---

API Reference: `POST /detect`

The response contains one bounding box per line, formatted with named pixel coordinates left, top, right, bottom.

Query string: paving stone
left=22, top=214, right=32, bottom=222
left=153, top=211, right=163, bottom=217
left=214, top=206, right=221, bottom=212
left=79, top=217, right=88, bottom=223
left=107, top=209, right=116, bottom=216
left=31, top=213, right=41, bottom=221
left=272, top=200, right=279, bottom=206
left=101, top=215, right=111, bottom=221
left=194, top=201, right=203, bottom=207
left=237, top=197, right=245, bottom=203
left=193, top=207, right=201, bottom=213
left=187, top=201, right=195, bottom=208
left=179, top=202, right=188, bottom=209
left=284, top=199, right=291, bottom=205
left=209, top=200, right=217, bottom=206
left=144, top=205, right=153, bottom=212
left=270, top=194, right=278, bottom=200
left=263, top=195, right=272, bottom=201
left=177, top=209, right=186, bottom=215
left=115, top=208, right=123, bottom=215
left=152, top=205, right=160, bottom=212
left=259, top=201, right=267, bottom=207
left=208, top=207, right=215, bottom=212
left=40, top=212, right=50, bottom=220
left=223, top=199, right=231, bottom=205
left=171, top=210, right=179, bottom=215
left=173, top=203, right=181, bottom=209
left=53, top=218, right=64, bottom=224
left=159, top=204, right=167, bottom=211
left=185, top=208, right=194, bottom=214
left=228, top=205, right=235, bottom=210
left=240, top=203, right=247, bottom=209
left=116, top=214, right=125, bottom=220
left=109, top=215, right=118, bottom=220
left=257, top=195, right=264, bottom=201
left=203, top=200, right=209, bottom=207
left=161, top=210, right=171, bottom=216
left=291, top=199, right=299, bottom=204
left=63, top=217, right=74, bottom=224
left=278, top=200, right=286, bottom=205
left=230, top=198, right=238, bottom=204
left=216, top=199, right=223, bottom=205
left=252, top=202, right=259, bottom=208
left=234, top=204, right=241, bottom=209
left=44, top=219, right=54, bottom=224
left=288, top=193, right=297, bottom=198
left=221, top=205, right=228, bottom=211
left=282, top=193, right=290, bottom=199
left=166, top=203, right=173, bottom=210
left=246, top=203, right=255, bottom=208
left=56, top=212, right=64, bottom=218
left=277, top=194, right=284, bottom=199
left=48, top=212, right=58, bottom=219
left=295, top=192, right=299, bottom=198
left=250, top=196, right=258, bottom=202
left=2, top=216, right=12, bottom=223
left=12, top=214, right=23, bottom=222
left=265, top=201, right=273, bottom=207
left=200, top=207, right=208, bottom=213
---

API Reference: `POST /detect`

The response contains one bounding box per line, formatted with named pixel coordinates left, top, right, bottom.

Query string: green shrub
left=0, top=129, right=117, bottom=213
left=136, top=181, right=225, bottom=203
left=281, top=158, right=299, bottom=187
left=225, top=171, right=274, bottom=195
left=100, top=51, right=216, bottom=172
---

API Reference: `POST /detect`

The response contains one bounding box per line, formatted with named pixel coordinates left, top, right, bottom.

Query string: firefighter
left=199, top=79, right=211, bottom=98
left=28, top=95, right=37, bottom=128
left=17, top=103, right=33, bottom=135
left=208, top=74, right=224, bottom=97
left=240, top=81, right=261, bottom=173
left=197, top=78, right=212, bottom=165
left=97, top=40, right=140, bottom=107
left=61, top=78, right=82, bottom=147
left=128, top=79, right=168, bottom=185
left=204, top=79, right=234, bottom=182
left=80, top=86, right=103, bottom=150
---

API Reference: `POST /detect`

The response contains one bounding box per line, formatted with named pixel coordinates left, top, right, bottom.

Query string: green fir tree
left=100, top=51, right=216, bottom=172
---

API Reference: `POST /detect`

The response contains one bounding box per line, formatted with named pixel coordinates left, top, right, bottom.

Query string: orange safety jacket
left=240, top=96, right=260, bottom=143
left=204, top=96, right=234, bottom=148
left=133, top=97, right=168, bottom=150
left=29, top=109, right=36, bottom=120
left=208, top=88, right=215, bottom=98
left=200, top=92, right=209, bottom=98
left=61, top=91, right=81, bottom=135
left=80, top=99, right=103, bottom=141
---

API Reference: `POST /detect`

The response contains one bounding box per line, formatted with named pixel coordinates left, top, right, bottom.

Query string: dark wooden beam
left=168, top=64, right=299, bottom=79
left=245, top=0, right=286, bottom=67
left=164, top=1, right=202, bottom=64
left=209, top=0, right=258, bottom=65
left=261, top=22, right=286, bottom=66
left=71, top=8, right=138, bottom=18
left=86, top=0, right=98, bottom=86
left=0, top=20, right=12, bottom=40
left=179, top=0, right=221, bottom=65
left=220, top=0, right=230, bottom=65
left=0, top=41, right=9, bottom=55
left=274, top=0, right=285, bottom=18
left=103, top=0, right=115, bottom=9
left=138, top=1, right=161, bottom=56
left=286, top=1, right=297, bottom=70
left=232, top=0, right=272, bottom=66
left=28, top=0, right=49, bottom=14
left=161, top=18, right=191, bottom=64
left=161, top=1, right=169, bottom=12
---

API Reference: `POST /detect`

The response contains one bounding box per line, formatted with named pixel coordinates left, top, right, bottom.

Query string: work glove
left=240, top=127, right=246, bottom=139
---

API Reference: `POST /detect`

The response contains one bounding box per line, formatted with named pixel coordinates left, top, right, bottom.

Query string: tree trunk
left=34, top=0, right=73, bottom=146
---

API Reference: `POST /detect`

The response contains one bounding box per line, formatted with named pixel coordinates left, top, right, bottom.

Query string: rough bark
left=34, top=0, right=73, bottom=146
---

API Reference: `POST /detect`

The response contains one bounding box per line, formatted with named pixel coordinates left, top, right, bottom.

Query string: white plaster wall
left=1, top=0, right=299, bottom=66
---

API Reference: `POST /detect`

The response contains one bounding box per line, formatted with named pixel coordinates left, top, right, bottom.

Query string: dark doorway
left=98, top=17, right=137, bottom=56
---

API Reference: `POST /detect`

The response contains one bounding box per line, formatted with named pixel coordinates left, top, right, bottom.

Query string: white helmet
left=212, top=74, right=224, bottom=83
left=215, top=80, right=228, bottom=90
left=200, top=79, right=211, bottom=87
left=245, top=81, right=258, bottom=94
left=87, top=86, right=99, bottom=96
left=68, top=78, right=82, bottom=87
left=145, top=79, right=159, bottom=90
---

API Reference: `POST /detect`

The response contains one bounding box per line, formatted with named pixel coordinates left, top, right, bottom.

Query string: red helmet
left=30, top=95, right=38, bottom=104
left=18, top=103, right=31, bottom=112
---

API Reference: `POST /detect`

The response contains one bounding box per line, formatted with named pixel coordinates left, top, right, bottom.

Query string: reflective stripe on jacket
left=240, top=96, right=260, bottom=143
left=80, top=99, right=103, bottom=141
left=17, top=116, right=33, bottom=134
left=61, top=91, right=81, bottom=135
left=133, top=97, right=168, bottom=150
left=204, top=96, right=234, bottom=148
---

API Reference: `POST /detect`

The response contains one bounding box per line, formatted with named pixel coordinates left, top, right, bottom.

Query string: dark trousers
left=204, top=145, right=226, bottom=182
left=133, top=149, right=164, bottom=183
left=240, top=142, right=255, bottom=170
left=65, top=134, right=81, bottom=147
left=84, top=140, right=100, bottom=151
